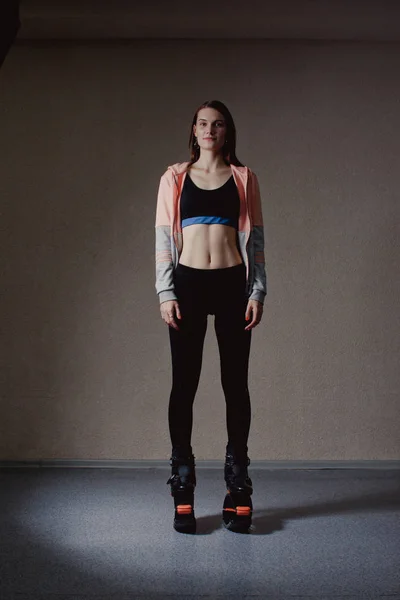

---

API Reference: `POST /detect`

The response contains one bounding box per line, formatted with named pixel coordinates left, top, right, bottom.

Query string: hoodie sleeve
left=155, top=170, right=178, bottom=304
left=248, top=170, right=267, bottom=303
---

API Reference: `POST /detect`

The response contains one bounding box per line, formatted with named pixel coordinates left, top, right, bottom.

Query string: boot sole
left=223, top=516, right=251, bottom=533
left=171, top=490, right=196, bottom=534
left=222, top=491, right=252, bottom=533
left=173, top=516, right=196, bottom=534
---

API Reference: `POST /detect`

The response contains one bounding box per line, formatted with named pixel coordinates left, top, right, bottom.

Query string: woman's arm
left=248, top=170, right=267, bottom=303
left=155, top=171, right=178, bottom=304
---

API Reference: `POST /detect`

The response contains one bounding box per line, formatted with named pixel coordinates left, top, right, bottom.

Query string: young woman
left=155, top=100, right=267, bottom=534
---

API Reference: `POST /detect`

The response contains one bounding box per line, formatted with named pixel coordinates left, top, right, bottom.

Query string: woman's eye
left=198, top=121, right=224, bottom=127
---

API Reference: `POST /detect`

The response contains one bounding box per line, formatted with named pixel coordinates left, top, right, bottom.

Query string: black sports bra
left=180, top=173, right=240, bottom=230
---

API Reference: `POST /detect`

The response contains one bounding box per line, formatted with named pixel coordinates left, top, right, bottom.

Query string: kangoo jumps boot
left=166, top=452, right=196, bottom=534
left=222, top=451, right=253, bottom=533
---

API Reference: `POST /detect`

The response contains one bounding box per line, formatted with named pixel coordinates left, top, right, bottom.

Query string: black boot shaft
left=224, top=452, right=253, bottom=494
left=167, top=454, right=196, bottom=491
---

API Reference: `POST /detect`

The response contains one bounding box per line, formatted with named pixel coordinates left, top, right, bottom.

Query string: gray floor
left=0, top=467, right=399, bottom=600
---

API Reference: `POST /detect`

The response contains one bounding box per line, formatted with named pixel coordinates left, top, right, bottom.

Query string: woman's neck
left=192, top=154, right=227, bottom=173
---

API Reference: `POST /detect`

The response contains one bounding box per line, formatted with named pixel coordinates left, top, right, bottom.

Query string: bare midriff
left=178, top=165, right=243, bottom=269
left=179, top=224, right=243, bottom=269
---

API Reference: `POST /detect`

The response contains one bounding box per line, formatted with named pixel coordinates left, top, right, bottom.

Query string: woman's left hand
left=245, top=299, right=264, bottom=331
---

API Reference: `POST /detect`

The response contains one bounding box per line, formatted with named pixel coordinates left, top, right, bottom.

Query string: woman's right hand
left=160, top=300, right=181, bottom=330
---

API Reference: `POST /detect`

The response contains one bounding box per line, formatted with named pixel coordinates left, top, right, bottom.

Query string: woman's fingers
left=161, top=301, right=181, bottom=330
left=244, top=301, right=263, bottom=330
left=168, top=314, right=179, bottom=330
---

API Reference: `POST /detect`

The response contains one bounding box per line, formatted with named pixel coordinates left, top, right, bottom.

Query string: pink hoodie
left=155, top=161, right=266, bottom=304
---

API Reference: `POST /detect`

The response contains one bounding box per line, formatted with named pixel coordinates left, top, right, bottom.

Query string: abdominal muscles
left=179, top=224, right=243, bottom=269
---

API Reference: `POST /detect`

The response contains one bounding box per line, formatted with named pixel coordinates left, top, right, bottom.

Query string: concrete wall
left=1, top=39, right=399, bottom=460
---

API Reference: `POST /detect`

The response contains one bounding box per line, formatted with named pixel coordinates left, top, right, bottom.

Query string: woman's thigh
left=168, top=264, right=209, bottom=377
left=170, top=262, right=250, bottom=378
left=212, top=266, right=252, bottom=381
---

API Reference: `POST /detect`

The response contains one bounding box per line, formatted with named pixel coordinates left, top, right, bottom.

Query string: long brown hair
left=188, top=100, right=244, bottom=167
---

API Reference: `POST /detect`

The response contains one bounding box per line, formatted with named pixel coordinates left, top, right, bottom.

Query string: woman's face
left=193, top=107, right=227, bottom=153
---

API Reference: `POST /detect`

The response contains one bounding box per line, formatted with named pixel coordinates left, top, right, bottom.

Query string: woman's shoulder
left=161, top=162, right=191, bottom=177
left=230, top=163, right=257, bottom=182
left=242, top=165, right=259, bottom=179
left=231, top=163, right=250, bottom=173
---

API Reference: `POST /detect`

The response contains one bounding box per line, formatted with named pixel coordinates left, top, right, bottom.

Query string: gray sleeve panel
left=249, top=224, right=267, bottom=303
left=155, top=225, right=178, bottom=304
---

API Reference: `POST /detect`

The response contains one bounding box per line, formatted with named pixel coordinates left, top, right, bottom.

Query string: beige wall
left=1, top=40, right=399, bottom=461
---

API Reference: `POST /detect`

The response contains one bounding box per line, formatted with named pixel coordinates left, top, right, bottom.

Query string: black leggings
left=168, top=261, right=252, bottom=457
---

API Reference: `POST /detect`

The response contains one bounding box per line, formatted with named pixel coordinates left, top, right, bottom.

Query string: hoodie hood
left=168, top=162, right=249, bottom=176
left=168, top=162, right=191, bottom=175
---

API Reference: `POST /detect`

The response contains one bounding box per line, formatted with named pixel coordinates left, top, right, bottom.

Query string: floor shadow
left=250, top=487, right=400, bottom=535
left=195, top=513, right=224, bottom=535
left=194, top=486, right=400, bottom=535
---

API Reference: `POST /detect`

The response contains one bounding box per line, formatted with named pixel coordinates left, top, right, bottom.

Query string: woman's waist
left=181, top=225, right=241, bottom=263
left=178, top=255, right=243, bottom=270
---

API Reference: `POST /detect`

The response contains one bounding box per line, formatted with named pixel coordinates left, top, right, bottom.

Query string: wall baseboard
left=0, top=459, right=399, bottom=469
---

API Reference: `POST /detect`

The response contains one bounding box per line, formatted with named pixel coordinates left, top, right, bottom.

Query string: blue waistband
left=182, top=216, right=237, bottom=228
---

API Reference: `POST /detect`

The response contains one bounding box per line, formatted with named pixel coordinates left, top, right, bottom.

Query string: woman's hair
left=188, top=100, right=244, bottom=167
